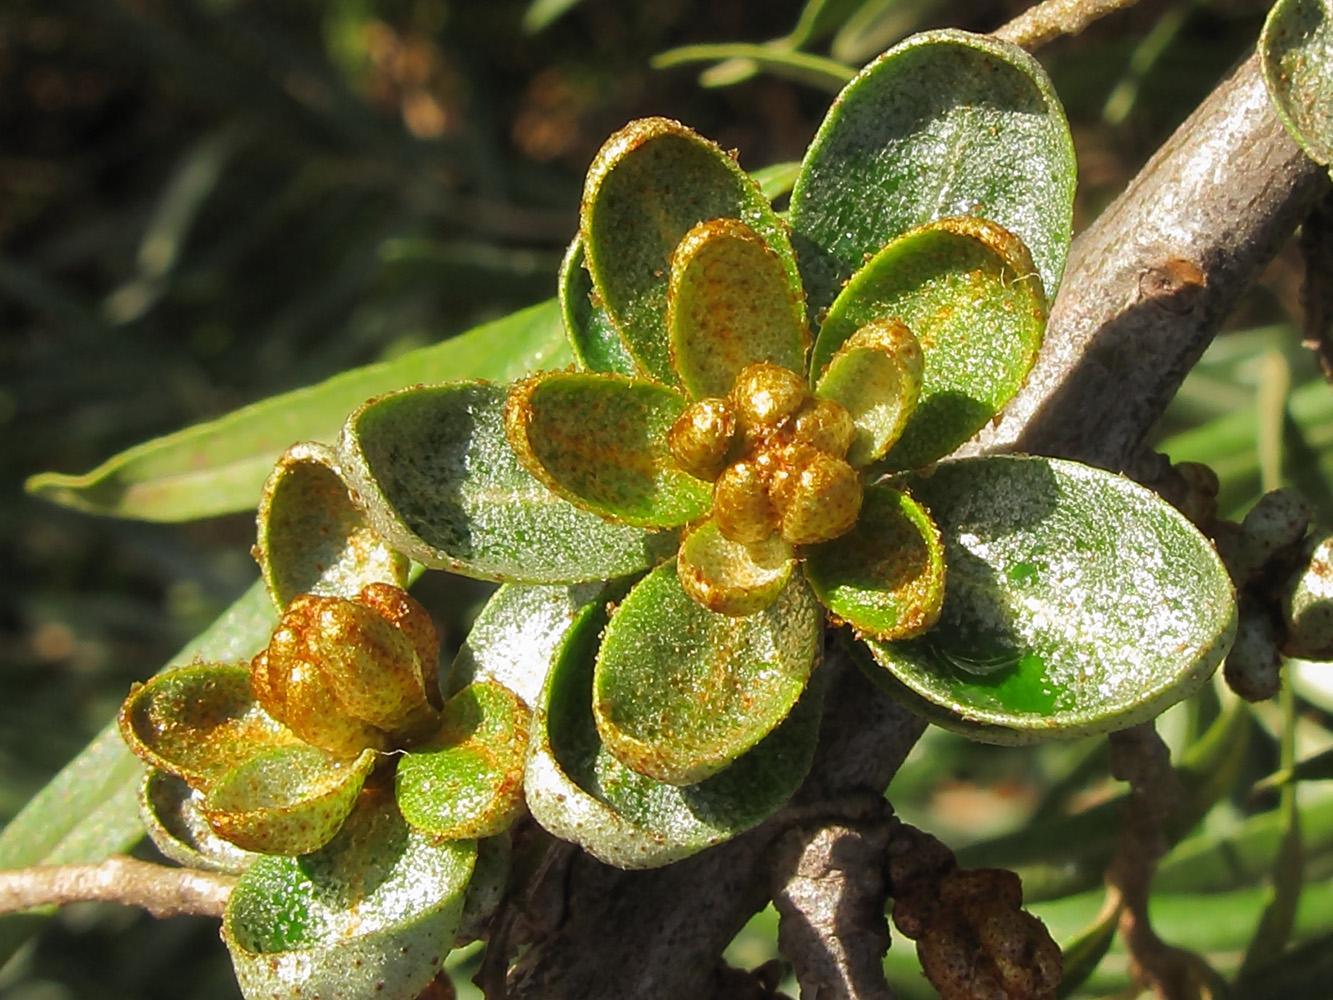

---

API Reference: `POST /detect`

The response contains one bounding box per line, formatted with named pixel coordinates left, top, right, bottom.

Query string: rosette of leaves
left=119, top=442, right=528, bottom=1000
left=334, top=30, right=1237, bottom=864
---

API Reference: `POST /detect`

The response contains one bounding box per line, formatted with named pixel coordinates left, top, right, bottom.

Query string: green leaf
left=1261, top=0, right=1333, bottom=167
left=118, top=663, right=301, bottom=788
left=339, top=381, right=677, bottom=583
left=449, top=581, right=617, bottom=707
left=668, top=218, right=808, bottom=399
left=560, top=236, right=639, bottom=377
left=223, top=788, right=475, bottom=1000
left=862, top=456, right=1237, bottom=744
left=138, top=770, right=258, bottom=874
left=812, top=217, right=1046, bottom=470
left=677, top=520, right=796, bottom=616
left=254, top=441, right=409, bottom=610
left=396, top=681, right=530, bottom=840
left=1056, top=901, right=1121, bottom=1000
left=506, top=372, right=712, bottom=528
left=581, top=117, right=799, bottom=385
left=593, top=560, right=822, bottom=784
left=790, top=29, right=1075, bottom=317
left=750, top=161, right=802, bottom=202
left=803, top=484, right=944, bottom=640
left=813, top=317, right=923, bottom=468
left=204, top=746, right=377, bottom=856
left=525, top=591, right=825, bottom=868
left=25, top=300, right=572, bottom=522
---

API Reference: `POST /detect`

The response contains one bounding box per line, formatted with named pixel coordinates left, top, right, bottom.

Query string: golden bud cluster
left=667, top=362, right=862, bottom=547
left=250, top=583, right=444, bottom=757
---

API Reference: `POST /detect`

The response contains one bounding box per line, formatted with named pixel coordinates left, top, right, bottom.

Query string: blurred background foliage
left=5, top=0, right=1333, bottom=997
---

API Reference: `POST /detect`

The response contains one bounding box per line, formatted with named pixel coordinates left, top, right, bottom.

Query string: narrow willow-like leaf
left=560, top=236, right=638, bottom=377
left=803, top=484, right=943, bottom=640
left=1261, top=0, right=1333, bottom=167
left=651, top=43, right=856, bottom=94
left=223, top=789, right=475, bottom=1000
left=581, top=117, right=800, bottom=385
left=525, top=594, right=824, bottom=869
left=138, top=770, right=258, bottom=874
left=506, top=372, right=712, bottom=528
left=812, top=217, right=1046, bottom=470
left=26, top=300, right=572, bottom=521
left=340, top=381, right=678, bottom=583
left=864, top=456, right=1236, bottom=744
left=668, top=218, right=808, bottom=399
left=254, top=441, right=408, bottom=610
left=396, top=681, right=530, bottom=840
left=593, top=561, right=822, bottom=784
left=119, top=664, right=301, bottom=789
left=204, top=746, right=377, bottom=856
left=790, top=29, right=1075, bottom=316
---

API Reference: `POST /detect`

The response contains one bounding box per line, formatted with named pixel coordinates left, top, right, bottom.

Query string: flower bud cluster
left=667, top=361, right=862, bottom=546
left=250, top=583, right=444, bottom=756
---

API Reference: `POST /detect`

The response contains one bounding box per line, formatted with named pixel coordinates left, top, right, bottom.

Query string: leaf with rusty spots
left=803, top=484, right=944, bottom=641
left=592, top=560, right=822, bottom=785
left=339, top=381, right=678, bottom=583
left=254, top=441, right=409, bottom=612
left=506, top=372, right=713, bottom=528
left=118, top=663, right=302, bottom=790
left=203, top=745, right=377, bottom=856
left=396, top=681, right=531, bottom=840
left=814, top=318, right=924, bottom=468
left=223, top=786, right=475, bottom=1000
left=581, top=117, right=799, bottom=385
left=860, top=456, right=1237, bottom=744
left=667, top=218, right=808, bottom=398
left=525, top=590, right=824, bottom=869
left=1262, top=0, right=1333, bottom=168
left=790, top=28, right=1074, bottom=317
left=676, top=519, right=796, bottom=616
left=812, top=217, right=1046, bottom=471
left=138, top=770, right=259, bottom=874
left=560, top=235, right=639, bottom=377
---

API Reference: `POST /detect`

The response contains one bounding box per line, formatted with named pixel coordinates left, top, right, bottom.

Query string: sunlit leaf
left=593, top=561, right=822, bottom=784
left=254, top=441, right=408, bottom=610
left=396, top=681, right=530, bottom=840
left=204, top=746, right=377, bottom=856
left=790, top=29, right=1075, bottom=316
left=505, top=372, right=712, bottom=528
left=118, top=663, right=301, bottom=788
left=138, top=770, right=258, bottom=874
left=863, top=456, right=1236, bottom=743
left=677, top=520, right=796, bottom=616
left=668, top=218, right=808, bottom=399
left=803, top=484, right=944, bottom=640
left=525, top=592, right=824, bottom=868
left=812, top=217, right=1046, bottom=469
left=339, top=381, right=677, bottom=583
left=26, top=300, right=572, bottom=521
left=223, top=788, right=475, bottom=1000
left=1261, top=0, right=1333, bottom=167
left=813, top=317, right=923, bottom=467
left=581, top=117, right=799, bottom=385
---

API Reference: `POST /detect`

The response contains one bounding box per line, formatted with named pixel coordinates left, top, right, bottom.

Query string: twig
left=770, top=798, right=897, bottom=1000
left=0, top=856, right=234, bottom=919
left=993, top=0, right=1146, bottom=50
